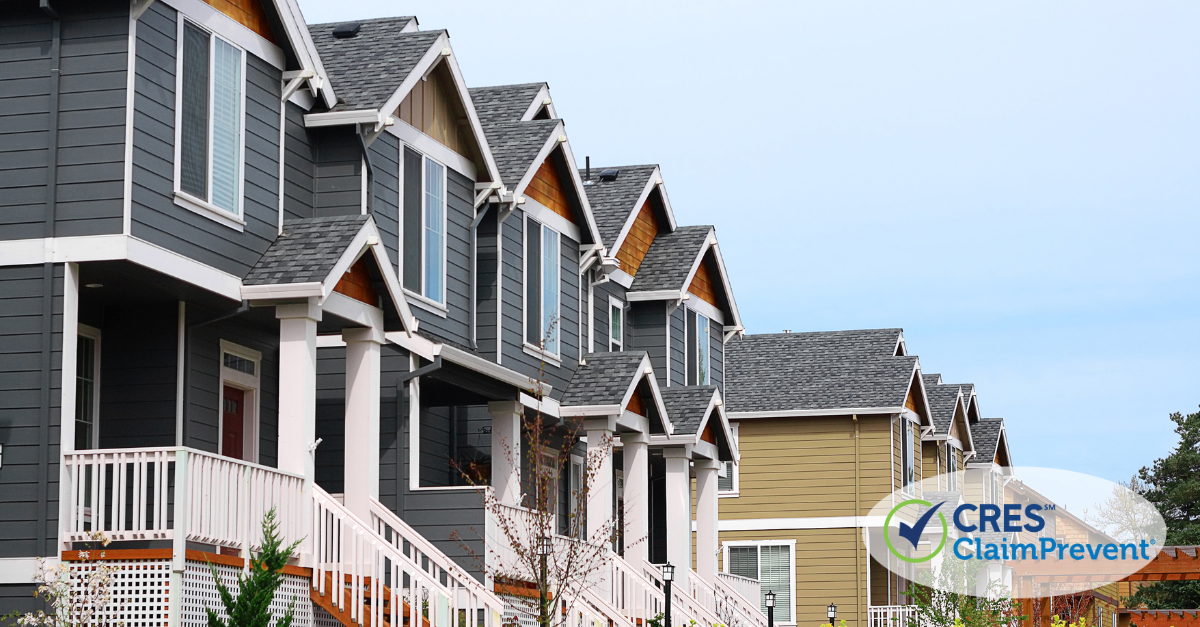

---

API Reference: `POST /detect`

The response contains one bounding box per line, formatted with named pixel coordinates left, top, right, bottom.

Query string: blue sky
left=298, top=1, right=1200, bottom=483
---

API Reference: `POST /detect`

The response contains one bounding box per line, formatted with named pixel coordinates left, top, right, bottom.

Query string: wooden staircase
left=310, top=572, right=431, bottom=627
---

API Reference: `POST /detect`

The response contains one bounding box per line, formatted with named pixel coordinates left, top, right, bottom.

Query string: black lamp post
left=662, top=563, right=675, bottom=627
left=765, top=590, right=775, bottom=627
left=827, top=603, right=837, bottom=625
left=538, top=536, right=552, bottom=627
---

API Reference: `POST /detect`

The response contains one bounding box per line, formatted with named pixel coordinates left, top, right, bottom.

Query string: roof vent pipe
left=584, top=157, right=592, bottom=186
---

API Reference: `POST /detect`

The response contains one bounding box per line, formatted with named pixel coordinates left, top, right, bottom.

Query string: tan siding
left=921, top=440, right=938, bottom=483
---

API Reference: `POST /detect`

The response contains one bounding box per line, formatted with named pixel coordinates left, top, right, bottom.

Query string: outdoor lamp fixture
left=662, top=563, right=675, bottom=627
left=828, top=603, right=837, bottom=622
left=537, top=536, right=553, bottom=556
left=765, top=591, right=776, bottom=627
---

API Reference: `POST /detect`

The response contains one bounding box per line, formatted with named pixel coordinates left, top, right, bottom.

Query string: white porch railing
left=61, top=447, right=305, bottom=552
left=712, top=573, right=767, bottom=627
left=715, top=573, right=760, bottom=612
left=868, top=605, right=919, bottom=627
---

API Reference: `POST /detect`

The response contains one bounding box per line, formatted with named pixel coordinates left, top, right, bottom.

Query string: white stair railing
left=868, top=605, right=918, bottom=627
left=712, top=573, right=768, bottom=627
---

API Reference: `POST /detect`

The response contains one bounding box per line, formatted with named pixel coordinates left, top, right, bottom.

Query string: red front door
left=222, top=386, right=244, bottom=460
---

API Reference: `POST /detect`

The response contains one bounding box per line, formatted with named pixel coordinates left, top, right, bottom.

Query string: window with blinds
left=401, top=150, right=447, bottom=304
left=718, top=461, right=735, bottom=492
left=726, top=544, right=792, bottom=623
left=179, top=21, right=242, bottom=216
left=525, top=218, right=561, bottom=354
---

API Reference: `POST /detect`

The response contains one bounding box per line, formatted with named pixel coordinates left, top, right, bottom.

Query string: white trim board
left=160, top=0, right=286, bottom=69
left=716, top=516, right=887, bottom=532
left=728, top=407, right=905, bottom=419
left=388, top=119, right=476, bottom=181
left=0, top=558, right=58, bottom=584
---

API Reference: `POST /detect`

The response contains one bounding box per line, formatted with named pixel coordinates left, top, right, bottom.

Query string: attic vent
left=598, top=168, right=619, bottom=182
left=332, top=23, right=362, bottom=38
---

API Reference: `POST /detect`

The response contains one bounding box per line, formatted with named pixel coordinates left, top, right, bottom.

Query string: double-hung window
left=687, top=310, right=711, bottom=385
left=726, top=543, right=794, bottom=623
left=525, top=218, right=560, bottom=355
left=177, top=20, right=244, bottom=220
left=609, top=297, right=624, bottom=352
left=75, top=325, right=101, bottom=450
left=946, top=442, right=958, bottom=491
left=402, top=148, right=447, bottom=305
left=901, top=417, right=915, bottom=493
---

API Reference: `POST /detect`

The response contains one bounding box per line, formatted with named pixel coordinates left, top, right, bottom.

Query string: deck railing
left=712, top=572, right=768, bottom=627
left=868, top=604, right=919, bottom=627
left=715, top=572, right=760, bottom=612
left=61, top=447, right=305, bottom=553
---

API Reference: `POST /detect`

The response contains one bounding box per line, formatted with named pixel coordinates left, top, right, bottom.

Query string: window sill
left=174, top=191, right=245, bottom=232
left=404, top=289, right=448, bottom=318
left=718, top=491, right=740, bottom=498
left=523, top=343, right=562, bottom=367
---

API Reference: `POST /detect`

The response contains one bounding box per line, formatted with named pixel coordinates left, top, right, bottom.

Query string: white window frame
left=400, top=151, right=449, bottom=313
left=76, top=324, right=102, bottom=450
left=900, top=415, right=916, bottom=495
left=718, top=423, right=739, bottom=497
left=694, top=309, right=710, bottom=385
left=522, top=214, right=562, bottom=362
left=608, top=296, right=624, bottom=352
left=218, top=340, right=260, bottom=463
left=721, top=539, right=797, bottom=626
left=946, top=442, right=958, bottom=491
left=172, top=15, right=248, bottom=231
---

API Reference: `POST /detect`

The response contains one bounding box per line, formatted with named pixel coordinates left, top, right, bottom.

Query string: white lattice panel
left=499, top=594, right=539, bottom=627
left=313, top=605, right=343, bottom=627
left=183, top=561, right=312, bottom=627
left=66, top=559, right=172, bottom=627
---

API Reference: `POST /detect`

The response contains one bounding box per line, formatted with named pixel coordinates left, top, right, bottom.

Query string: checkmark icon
left=897, top=501, right=944, bottom=550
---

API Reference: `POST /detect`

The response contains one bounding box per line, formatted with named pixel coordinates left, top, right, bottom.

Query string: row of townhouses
left=0, top=2, right=1022, bottom=627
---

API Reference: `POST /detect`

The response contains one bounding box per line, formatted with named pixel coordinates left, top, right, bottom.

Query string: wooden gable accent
left=700, top=414, right=717, bottom=445
left=526, top=158, right=576, bottom=225
left=397, top=63, right=474, bottom=159
left=687, top=253, right=719, bottom=308
left=615, top=200, right=659, bottom=276
left=905, top=390, right=918, bottom=412
left=202, top=0, right=277, bottom=43
left=625, top=381, right=647, bottom=417
left=334, top=258, right=379, bottom=306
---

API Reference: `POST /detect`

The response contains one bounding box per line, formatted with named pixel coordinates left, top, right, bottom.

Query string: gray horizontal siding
left=709, top=317, right=724, bottom=393
left=0, top=264, right=62, bottom=559
left=282, top=102, right=314, bottom=220
left=129, top=1, right=282, bottom=278
left=312, top=127, right=361, bottom=217
left=497, top=209, right=581, bottom=398
left=92, top=301, right=177, bottom=449
left=592, top=280, right=630, bottom=353
left=629, top=301, right=667, bottom=389
left=474, top=205, right=499, bottom=359
left=669, top=304, right=685, bottom=386
left=0, top=5, right=127, bottom=241
left=369, top=133, right=400, bottom=268
left=411, top=167, right=473, bottom=347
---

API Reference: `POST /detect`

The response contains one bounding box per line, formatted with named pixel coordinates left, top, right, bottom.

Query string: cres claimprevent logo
left=884, top=499, right=949, bottom=563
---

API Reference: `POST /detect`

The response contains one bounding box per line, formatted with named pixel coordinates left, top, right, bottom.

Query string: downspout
left=181, top=301, right=249, bottom=447
left=356, top=129, right=375, bottom=215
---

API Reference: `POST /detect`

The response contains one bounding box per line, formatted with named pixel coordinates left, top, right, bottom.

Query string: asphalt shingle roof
left=478, top=119, right=559, bottom=190
left=308, top=18, right=437, bottom=112
left=469, top=83, right=545, bottom=127
left=560, top=352, right=648, bottom=407
left=244, top=216, right=367, bottom=285
left=577, top=165, right=658, bottom=247
left=725, top=330, right=917, bottom=414
left=971, top=417, right=1004, bottom=463
left=629, top=225, right=711, bottom=292
left=660, top=386, right=718, bottom=436
left=922, top=375, right=962, bottom=434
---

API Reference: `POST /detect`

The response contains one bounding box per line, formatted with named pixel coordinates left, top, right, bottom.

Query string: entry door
left=222, top=386, right=244, bottom=460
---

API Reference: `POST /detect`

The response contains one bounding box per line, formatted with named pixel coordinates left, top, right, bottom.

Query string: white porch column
left=585, top=417, right=616, bottom=544
left=663, top=447, right=692, bottom=573
left=276, top=300, right=320, bottom=563
left=489, top=401, right=523, bottom=506
left=342, top=326, right=383, bottom=519
left=620, top=432, right=650, bottom=560
left=694, top=459, right=720, bottom=580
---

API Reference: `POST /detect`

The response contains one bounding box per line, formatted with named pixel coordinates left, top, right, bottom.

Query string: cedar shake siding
left=130, top=1, right=283, bottom=278
left=0, top=265, right=63, bottom=559
left=0, top=1, right=129, bottom=241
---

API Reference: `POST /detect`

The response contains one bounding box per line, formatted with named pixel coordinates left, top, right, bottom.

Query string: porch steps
left=310, top=572, right=430, bottom=627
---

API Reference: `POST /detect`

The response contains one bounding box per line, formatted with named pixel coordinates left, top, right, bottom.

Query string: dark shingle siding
left=725, top=330, right=916, bottom=413
left=560, top=351, right=646, bottom=407
left=578, top=164, right=658, bottom=247
left=469, top=83, right=545, bottom=127
left=243, top=215, right=367, bottom=285
left=307, top=18, right=433, bottom=112
left=630, top=226, right=711, bottom=293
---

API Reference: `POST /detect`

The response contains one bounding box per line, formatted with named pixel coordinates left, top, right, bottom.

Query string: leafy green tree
left=904, top=558, right=1022, bottom=627
left=206, top=508, right=303, bottom=627
left=1127, top=408, right=1200, bottom=609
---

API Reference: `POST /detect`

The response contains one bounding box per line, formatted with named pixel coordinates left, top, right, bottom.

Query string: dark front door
left=222, top=386, right=244, bottom=460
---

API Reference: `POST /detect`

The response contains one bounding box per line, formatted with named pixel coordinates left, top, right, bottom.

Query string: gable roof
left=725, top=331, right=924, bottom=416
left=242, top=215, right=417, bottom=334
left=658, top=386, right=736, bottom=462
left=970, top=417, right=1007, bottom=465
left=579, top=165, right=664, bottom=246
left=308, top=18, right=429, bottom=112
left=558, top=352, right=671, bottom=433
left=481, top=119, right=562, bottom=191
left=922, top=374, right=962, bottom=434
left=469, top=83, right=547, bottom=127
left=629, top=225, right=712, bottom=292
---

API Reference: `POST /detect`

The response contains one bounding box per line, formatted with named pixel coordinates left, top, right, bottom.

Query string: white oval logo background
left=861, top=466, right=1166, bottom=599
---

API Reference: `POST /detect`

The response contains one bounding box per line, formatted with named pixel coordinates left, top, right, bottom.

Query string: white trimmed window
left=946, top=442, right=958, bottom=491
left=687, top=309, right=710, bottom=385
left=725, top=541, right=795, bottom=624
left=901, top=417, right=916, bottom=493
left=75, top=325, right=101, bottom=450
left=402, top=148, right=448, bottom=306
left=524, top=217, right=561, bottom=355
left=219, top=341, right=260, bottom=462
left=609, top=297, right=624, bottom=352
left=175, top=18, right=245, bottom=225
left=719, top=423, right=739, bottom=495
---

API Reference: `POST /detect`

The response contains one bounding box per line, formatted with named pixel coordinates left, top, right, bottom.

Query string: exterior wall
left=669, top=304, right=685, bottom=386
left=475, top=205, right=500, bottom=358
left=921, top=439, right=940, bottom=485
left=311, top=126, right=361, bottom=217
left=0, top=1, right=129, bottom=241
left=0, top=265, right=63, bottom=559
left=709, top=316, right=724, bottom=392
left=282, top=102, right=315, bottom=220
left=88, top=300, right=177, bottom=449
left=627, top=302, right=666, bottom=387
left=410, top=167, right=475, bottom=347
left=368, top=133, right=400, bottom=269
left=496, top=208, right=581, bottom=397
left=130, top=1, right=282, bottom=278
left=591, top=279, right=629, bottom=353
